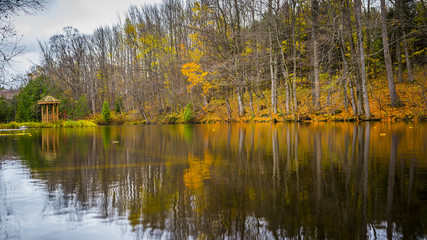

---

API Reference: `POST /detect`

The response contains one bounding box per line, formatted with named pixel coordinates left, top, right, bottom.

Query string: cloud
left=6, top=0, right=160, bottom=78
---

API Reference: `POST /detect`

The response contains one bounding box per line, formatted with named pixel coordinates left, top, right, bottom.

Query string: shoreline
left=1, top=116, right=425, bottom=130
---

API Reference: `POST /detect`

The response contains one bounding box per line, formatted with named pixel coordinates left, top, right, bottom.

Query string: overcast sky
left=7, top=0, right=160, bottom=80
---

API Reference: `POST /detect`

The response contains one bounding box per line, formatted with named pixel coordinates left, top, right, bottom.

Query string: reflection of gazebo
left=38, top=95, right=61, bottom=122
left=41, top=128, right=60, bottom=161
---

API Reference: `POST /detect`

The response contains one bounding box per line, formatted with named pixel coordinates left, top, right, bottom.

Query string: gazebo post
left=38, top=96, right=61, bottom=123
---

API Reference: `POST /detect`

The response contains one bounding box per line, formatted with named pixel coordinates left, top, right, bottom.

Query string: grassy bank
left=0, top=120, right=97, bottom=129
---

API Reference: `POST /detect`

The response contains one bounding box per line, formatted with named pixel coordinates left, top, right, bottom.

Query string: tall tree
left=30, top=0, right=426, bottom=122
left=354, top=0, right=371, bottom=118
left=311, top=0, right=321, bottom=110
left=380, top=0, right=400, bottom=107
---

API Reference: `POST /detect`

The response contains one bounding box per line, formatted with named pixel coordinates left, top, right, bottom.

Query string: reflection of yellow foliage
left=128, top=205, right=141, bottom=229
left=183, top=152, right=213, bottom=190
left=248, top=187, right=256, bottom=200
left=0, top=132, right=32, bottom=136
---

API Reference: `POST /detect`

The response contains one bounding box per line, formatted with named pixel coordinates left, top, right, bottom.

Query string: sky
left=6, top=0, right=160, bottom=81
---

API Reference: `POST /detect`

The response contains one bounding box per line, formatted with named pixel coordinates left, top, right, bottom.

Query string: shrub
left=0, top=96, right=16, bottom=123
left=168, top=115, right=179, bottom=124
left=111, top=112, right=126, bottom=125
left=334, top=109, right=343, bottom=115
left=8, top=121, right=20, bottom=129
left=102, top=101, right=111, bottom=123
left=73, top=95, right=90, bottom=119
left=182, top=103, right=195, bottom=123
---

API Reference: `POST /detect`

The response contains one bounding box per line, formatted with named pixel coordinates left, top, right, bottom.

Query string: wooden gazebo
left=38, top=95, right=61, bottom=122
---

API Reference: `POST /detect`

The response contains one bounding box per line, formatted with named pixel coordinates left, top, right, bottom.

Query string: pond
left=0, top=123, right=426, bottom=239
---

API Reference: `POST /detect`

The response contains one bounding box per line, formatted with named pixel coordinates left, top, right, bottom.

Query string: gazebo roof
left=38, top=95, right=61, bottom=104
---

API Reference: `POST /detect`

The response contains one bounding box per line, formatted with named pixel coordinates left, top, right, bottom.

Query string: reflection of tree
left=387, top=131, right=397, bottom=240
left=360, top=123, right=370, bottom=239
left=2, top=123, right=427, bottom=239
left=183, top=153, right=212, bottom=191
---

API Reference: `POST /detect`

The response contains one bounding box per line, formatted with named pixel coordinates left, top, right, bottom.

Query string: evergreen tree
left=102, top=100, right=111, bottom=123
left=15, top=76, right=49, bottom=122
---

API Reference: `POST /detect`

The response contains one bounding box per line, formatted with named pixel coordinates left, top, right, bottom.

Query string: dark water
left=1, top=123, right=426, bottom=239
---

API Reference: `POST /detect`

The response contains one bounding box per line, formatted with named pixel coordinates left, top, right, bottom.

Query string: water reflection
left=0, top=123, right=427, bottom=239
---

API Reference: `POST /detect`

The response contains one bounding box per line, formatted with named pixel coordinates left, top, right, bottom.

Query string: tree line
left=2, top=0, right=426, bottom=122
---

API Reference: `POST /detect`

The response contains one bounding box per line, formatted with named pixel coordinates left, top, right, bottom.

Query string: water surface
left=1, top=123, right=426, bottom=239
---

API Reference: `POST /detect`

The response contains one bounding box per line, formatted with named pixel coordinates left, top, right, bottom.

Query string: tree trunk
left=278, top=35, right=290, bottom=114
left=354, top=0, right=371, bottom=118
left=138, top=102, right=150, bottom=124
left=396, top=37, right=403, bottom=83
left=225, top=95, right=232, bottom=121
left=269, top=28, right=278, bottom=114
left=344, top=0, right=364, bottom=115
left=349, top=77, right=358, bottom=116
left=91, top=77, right=96, bottom=115
left=339, top=38, right=350, bottom=110
left=311, top=0, right=320, bottom=110
left=292, top=4, right=299, bottom=113
left=292, top=39, right=298, bottom=113
left=395, top=0, right=403, bottom=83
left=327, top=50, right=332, bottom=107
left=342, top=69, right=350, bottom=111
left=339, top=17, right=351, bottom=111
left=248, top=86, right=255, bottom=117
left=366, top=0, right=372, bottom=80
left=250, top=4, right=258, bottom=118
left=237, top=87, right=245, bottom=117
left=381, top=0, right=400, bottom=107
left=402, top=31, right=414, bottom=82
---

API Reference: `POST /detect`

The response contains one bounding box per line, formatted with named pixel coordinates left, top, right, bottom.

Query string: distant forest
left=1, top=0, right=426, bottom=122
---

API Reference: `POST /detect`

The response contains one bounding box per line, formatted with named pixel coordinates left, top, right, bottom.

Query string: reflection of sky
left=368, top=223, right=403, bottom=239
left=0, top=158, right=278, bottom=240
left=0, top=160, right=131, bottom=240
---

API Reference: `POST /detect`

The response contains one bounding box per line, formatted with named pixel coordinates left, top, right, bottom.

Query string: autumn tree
left=32, top=0, right=426, bottom=121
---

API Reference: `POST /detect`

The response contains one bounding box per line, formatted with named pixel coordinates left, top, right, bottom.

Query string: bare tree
left=380, top=0, right=400, bottom=107
left=31, top=0, right=425, bottom=122
left=0, top=0, right=45, bottom=85
left=354, top=0, right=371, bottom=118
left=311, top=0, right=321, bottom=110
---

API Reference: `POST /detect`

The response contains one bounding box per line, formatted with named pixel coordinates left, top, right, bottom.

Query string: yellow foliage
left=124, top=19, right=136, bottom=38
left=412, top=48, right=426, bottom=57
left=181, top=61, right=212, bottom=95
left=282, top=40, right=288, bottom=53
